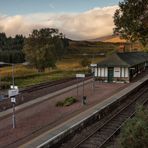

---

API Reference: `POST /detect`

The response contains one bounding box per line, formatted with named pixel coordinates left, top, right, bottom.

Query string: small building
left=92, top=52, right=148, bottom=83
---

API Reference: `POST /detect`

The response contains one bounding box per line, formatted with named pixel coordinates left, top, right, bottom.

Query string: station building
left=92, top=52, right=148, bottom=83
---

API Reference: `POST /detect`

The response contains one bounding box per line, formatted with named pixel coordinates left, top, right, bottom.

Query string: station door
left=108, top=67, right=114, bottom=82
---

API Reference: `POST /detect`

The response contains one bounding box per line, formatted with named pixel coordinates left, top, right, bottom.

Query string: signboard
left=8, top=88, right=19, bottom=98
left=90, top=64, right=97, bottom=67
left=76, top=74, right=85, bottom=78
left=130, top=67, right=135, bottom=70
left=11, top=97, right=16, bottom=103
left=10, top=85, right=18, bottom=89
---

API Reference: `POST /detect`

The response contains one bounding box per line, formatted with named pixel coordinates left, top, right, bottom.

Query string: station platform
left=0, top=78, right=92, bottom=118
left=20, top=75, right=148, bottom=148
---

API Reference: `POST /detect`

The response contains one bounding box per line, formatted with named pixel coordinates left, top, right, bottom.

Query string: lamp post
left=11, top=64, right=16, bottom=128
left=0, top=62, right=17, bottom=128
left=90, top=64, right=97, bottom=92
left=76, top=74, right=86, bottom=105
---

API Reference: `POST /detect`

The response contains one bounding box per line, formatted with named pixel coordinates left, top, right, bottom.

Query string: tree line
left=0, top=28, right=69, bottom=70
left=0, top=33, right=25, bottom=63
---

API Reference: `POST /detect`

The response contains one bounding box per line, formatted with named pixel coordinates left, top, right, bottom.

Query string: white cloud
left=0, top=5, right=118, bottom=40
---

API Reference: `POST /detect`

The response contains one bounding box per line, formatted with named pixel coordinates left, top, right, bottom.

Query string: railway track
left=20, top=77, right=76, bottom=93
left=0, top=76, right=92, bottom=111
left=60, top=84, right=148, bottom=148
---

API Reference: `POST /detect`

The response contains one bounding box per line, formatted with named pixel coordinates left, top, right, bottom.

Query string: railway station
left=0, top=0, right=147, bottom=147
left=92, top=52, right=148, bottom=83
left=20, top=72, right=148, bottom=148
left=0, top=68, right=147, bottom=148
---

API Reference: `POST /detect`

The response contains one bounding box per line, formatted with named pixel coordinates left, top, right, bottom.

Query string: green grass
left=1, top=57, right=103, bottom=89
left=14, top=70, right=76, bottom=88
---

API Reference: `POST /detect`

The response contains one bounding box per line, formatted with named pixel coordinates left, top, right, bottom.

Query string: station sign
left=8, top=86, right=19, bottom=98
left=76, top=74, right=85, bottom=78
left=90, top=64, right=97, bottom=67
left=11, top=97, right=16, bottom=103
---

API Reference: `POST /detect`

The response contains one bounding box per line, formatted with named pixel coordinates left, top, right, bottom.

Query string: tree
left=80, top=57, right=91, bottom=67
left=119, top=106, right=148, bottom=148
left=23, top=28, right=68, bottom=72
left=0, top=32, right=25, bottom=63
left=114, top=0, right=148, bottom=49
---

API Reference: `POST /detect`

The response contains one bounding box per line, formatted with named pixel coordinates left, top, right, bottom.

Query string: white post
left=11, top=64, right=16, bottom=128
left=12, top=102, right=16, bottom=128
left=83, top=78, right=84, bottom=97
left=77, top=77, right=79, bottom=98
left=93, top=72, right=95, bottom=92
left=12, top=64, right=15, bottom=87
left=76, top=74, right=86, bottom=105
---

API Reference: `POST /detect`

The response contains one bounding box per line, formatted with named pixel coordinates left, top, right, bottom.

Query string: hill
left=89, top=35, right=127, bottom=43
left=66, top=40, right=122, bottom=57
left=104, top=36, right=126, bottom=43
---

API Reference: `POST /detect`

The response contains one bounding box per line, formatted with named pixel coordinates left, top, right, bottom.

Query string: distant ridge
left=89, top=35, right=127, bottom=43
left=90, top=35, right=114, bottom=42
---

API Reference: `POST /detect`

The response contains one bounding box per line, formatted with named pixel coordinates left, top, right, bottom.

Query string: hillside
left=104, top=36, right=126, bottom=43
left=90, top=35, right=127, bottom=43
left=66, top=40, right=121, bottom=57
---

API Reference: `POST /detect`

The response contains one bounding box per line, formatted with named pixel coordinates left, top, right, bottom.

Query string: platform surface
left=20, top=74, right=148, bottom=148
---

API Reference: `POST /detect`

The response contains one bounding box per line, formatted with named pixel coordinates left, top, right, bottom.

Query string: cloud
left=0, top=5, right=118, bottom=40
left=49, top=3, right=55, bottom=9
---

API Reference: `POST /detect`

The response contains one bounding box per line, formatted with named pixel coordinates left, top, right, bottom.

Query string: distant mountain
left=89, top=35, right=127, bottom=43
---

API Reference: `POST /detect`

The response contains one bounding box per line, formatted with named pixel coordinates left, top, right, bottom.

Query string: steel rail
left=73, top=87, right=148, bottom=148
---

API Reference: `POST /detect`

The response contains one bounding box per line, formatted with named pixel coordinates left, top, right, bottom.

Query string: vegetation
left=0, top=58, right=91, bottom=88
left=80, top=57, right=91, bottom=67
left=119, top=106, right=148, bottom=148
left=0, top=33, right=25, bottom=63
left=56, top=97, right=77, bottom=107
left=114, top=0, right=148, bottom=49
left=0, top=27, right=127, bottom=89
left=23, top=28, right=69, bottom=72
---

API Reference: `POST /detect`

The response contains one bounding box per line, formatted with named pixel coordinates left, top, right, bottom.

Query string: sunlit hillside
left=90, top=35, right=127, bottom=43
left=104, top=36, right=127, bottom=43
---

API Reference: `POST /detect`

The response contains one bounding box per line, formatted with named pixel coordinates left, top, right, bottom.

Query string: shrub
left=0, top=81, right=10, bottom=90
left=80, top=57, right=91, bottom=67
left=56, top=97, right=77, bottom=107
left=119, top=106, right=148, bottom=148
left=64, top=97, right=77, bottom=106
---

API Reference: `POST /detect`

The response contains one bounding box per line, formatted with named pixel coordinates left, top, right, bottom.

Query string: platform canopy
left=97, top=52, right=148, bottom=67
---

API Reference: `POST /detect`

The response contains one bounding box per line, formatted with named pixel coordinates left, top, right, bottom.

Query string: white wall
left=95, top=67, right=98, bottom=77
left=114, top=67, right=120, bottom=77
left=105, top=68, right=108, bottom=77
left=125, top=68, right=129, bottom=77
left=95, top=67, right=129, bottom=78
left=94, top=67, right=108, bottom=77
left=121, top=67, right=129, bottom=77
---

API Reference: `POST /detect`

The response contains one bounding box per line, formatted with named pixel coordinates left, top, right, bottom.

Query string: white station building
left=91, top=52, right=148, bottom=83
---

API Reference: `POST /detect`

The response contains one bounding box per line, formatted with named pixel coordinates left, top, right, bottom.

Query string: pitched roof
left=97, top=52, right=148, bottom=67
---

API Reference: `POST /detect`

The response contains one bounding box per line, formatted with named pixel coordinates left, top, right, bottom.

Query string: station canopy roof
left=97, top=52, right=148, bottom=67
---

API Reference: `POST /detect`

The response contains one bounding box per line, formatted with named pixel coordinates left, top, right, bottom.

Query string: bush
left=119, top=106, right=148, bottom=148
left=56, top=97, right=77, bottom=107
left=0, top=81, right=10, bottom=90
left=80, top=57, right=91, bottom=67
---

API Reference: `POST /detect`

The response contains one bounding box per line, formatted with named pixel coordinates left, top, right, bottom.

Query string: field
left=0, top=57, right=103, bottom=89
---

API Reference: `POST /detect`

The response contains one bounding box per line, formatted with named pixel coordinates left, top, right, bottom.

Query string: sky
left=0, top=0, right=121, bottom=40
